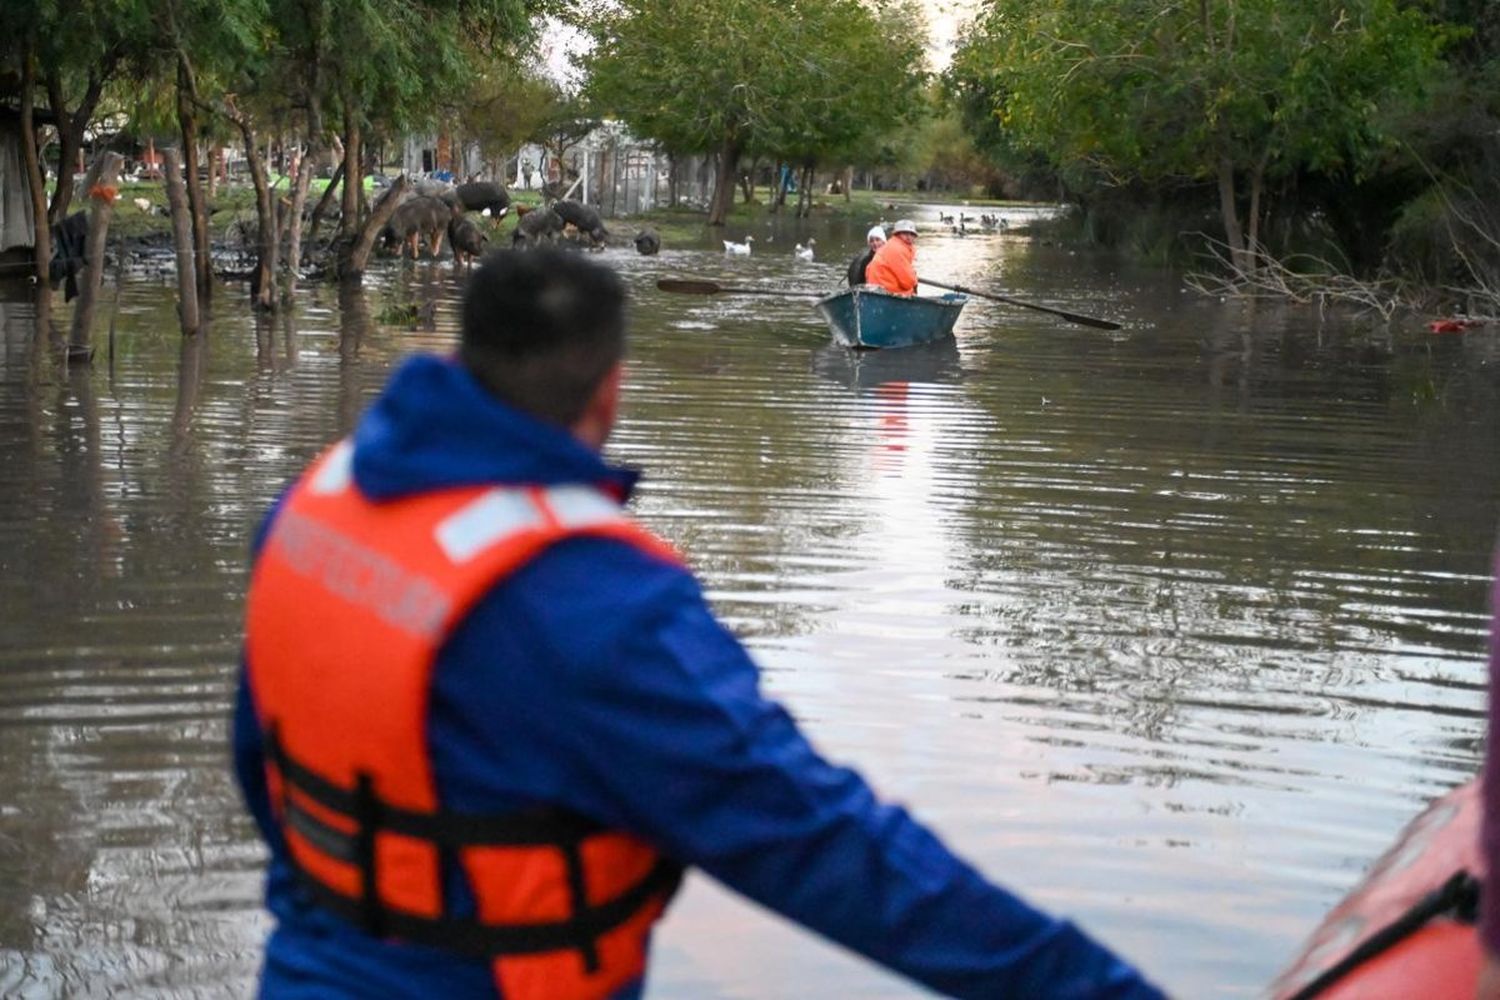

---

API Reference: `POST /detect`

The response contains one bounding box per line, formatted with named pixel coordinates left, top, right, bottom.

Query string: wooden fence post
left=67, top=152, right=124, bottom=363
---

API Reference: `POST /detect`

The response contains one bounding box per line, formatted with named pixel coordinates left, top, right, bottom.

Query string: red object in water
left=1428, top=318, right=1478, bottom=334
left=1268, top=780, right=1484, bottom=999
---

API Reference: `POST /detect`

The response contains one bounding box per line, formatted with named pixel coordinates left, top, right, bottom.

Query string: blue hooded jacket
left=233, top=353, right=1164, bottom=999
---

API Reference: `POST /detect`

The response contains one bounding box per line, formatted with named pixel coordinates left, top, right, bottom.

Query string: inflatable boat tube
left=1269, top=779, right=1485, bottom=999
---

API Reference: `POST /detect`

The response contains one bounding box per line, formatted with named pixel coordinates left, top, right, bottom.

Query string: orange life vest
left=244, top=440, right=684, bottom=1000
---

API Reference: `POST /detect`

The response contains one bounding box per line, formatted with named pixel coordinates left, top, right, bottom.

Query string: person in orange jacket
left=865, top=218, right=919, bottom=295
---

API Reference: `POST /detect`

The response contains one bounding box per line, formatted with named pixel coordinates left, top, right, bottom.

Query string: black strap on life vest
left=266, top=727, right=683, bottom=970
left=1287, top=869, right=1480, bottom=1000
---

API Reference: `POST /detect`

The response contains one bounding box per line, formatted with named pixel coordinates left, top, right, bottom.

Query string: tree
left=582, top=0, right=923, bottom=225
left=454, top=64, right=564, bottom=175
left=910, top=112, right=1010, bottom=196
left=38, top=3, right=140, bottom=224
left=0, top=0, right=151, bottom=296
left=1380, top=1, right=1500, bottom=296
left=158, top=0, right=544, bottom=300
left=952, top=0, right=1447, bottom=272
left=760, top=0, right=927, bottom=216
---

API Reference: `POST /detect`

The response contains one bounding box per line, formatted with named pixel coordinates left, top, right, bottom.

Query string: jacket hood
left=351, top=353, right=639, bottom=501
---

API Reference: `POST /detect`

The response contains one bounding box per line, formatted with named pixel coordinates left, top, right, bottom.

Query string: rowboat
left=815, top=286, right=966, bottom=349
left=1268, top=778, right=1484, bottom=999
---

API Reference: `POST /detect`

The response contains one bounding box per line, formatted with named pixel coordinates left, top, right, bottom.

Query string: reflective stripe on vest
left=245, top=441, right=684, bottom=1000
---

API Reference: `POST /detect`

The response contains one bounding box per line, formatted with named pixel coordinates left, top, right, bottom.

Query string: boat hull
left=1268, top=779, right=1485, bottom=999
left=815, top=287, right=966, bottom=349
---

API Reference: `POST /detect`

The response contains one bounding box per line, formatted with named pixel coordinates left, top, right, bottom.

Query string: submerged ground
left=1, top=202, right=1498, bottom=997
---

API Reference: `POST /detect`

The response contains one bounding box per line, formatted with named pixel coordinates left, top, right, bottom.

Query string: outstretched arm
left=452, top=549, right=1166, bottom=1000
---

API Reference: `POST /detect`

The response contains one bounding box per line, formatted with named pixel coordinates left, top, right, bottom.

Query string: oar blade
left=657, top=278, right=827, bottom=299
left=657, top=278, right=723, bottom=295
left=1046, top=309, right=1122, bottom=331
left=926, top=278, right=1122, bottom=330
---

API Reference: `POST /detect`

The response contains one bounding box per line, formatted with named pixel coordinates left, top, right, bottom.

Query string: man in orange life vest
left=865, top=217, right=920, bottom=295
left=233, top=248, right=1163, bottom=999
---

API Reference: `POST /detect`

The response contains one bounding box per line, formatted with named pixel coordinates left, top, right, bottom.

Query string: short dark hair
left=459, top=247, right=627, bottom=426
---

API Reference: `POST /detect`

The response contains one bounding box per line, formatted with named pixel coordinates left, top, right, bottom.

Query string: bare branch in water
left=1183, top=235, right=1500, bottom=323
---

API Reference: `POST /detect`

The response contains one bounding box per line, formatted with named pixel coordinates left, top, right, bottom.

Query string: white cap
left=866, top=225, right=887, bottom=242
left=892, top=219, right=918, bottom=236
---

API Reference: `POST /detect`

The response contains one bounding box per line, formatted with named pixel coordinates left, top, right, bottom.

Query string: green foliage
left=454, top=64, right=564, bottom=164
left=907, top=110, right=1010, bottom=194
left=948, top=0, right=1451, bottom=269
left=954, top=0, right=1447, bottom=191
left=580, top=0, right=926, bottom=164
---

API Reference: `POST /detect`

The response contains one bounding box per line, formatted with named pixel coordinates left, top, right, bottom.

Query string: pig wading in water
left=448, top=214, right=488, bottom=267
left=382, top=195, right=456, bottom=260
left=512, top=205, right=565, bottom=247
left=633, top=228, right=660, bottom=256
left=550, top=200, right=609, bottom=247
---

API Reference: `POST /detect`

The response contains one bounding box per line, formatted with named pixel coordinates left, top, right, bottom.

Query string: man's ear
left=574, top=362, right=624, bottom=451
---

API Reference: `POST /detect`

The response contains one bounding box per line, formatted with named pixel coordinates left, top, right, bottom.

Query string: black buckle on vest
left=560, top=831, right=601, bottom=973
left=265, top=726, right=682, bottom=965
left=353, top=772, right=384, bottom=938
left=269, top=726, right=603, bottom=844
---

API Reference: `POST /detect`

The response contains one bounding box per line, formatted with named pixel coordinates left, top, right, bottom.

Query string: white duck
left=723, top=235, right=755, bottom=255
left=793, top=238, right=816, bottom=261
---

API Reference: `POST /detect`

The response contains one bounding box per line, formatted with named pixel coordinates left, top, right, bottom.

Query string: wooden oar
left=657, top=278, right=826, bottom=299
left=922, top=278, right=1122, bottom=330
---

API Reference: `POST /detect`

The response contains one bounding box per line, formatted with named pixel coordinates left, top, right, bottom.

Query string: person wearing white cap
left=846, top=224, right=887, bottom=287
left=866, top=218, right=919, bottom=295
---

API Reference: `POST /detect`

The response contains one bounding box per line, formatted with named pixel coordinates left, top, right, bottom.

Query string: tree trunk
left=162, top=146, right=200, bottom=336
left=176, top=58, right=213, bottom=301
left=739, top=157, right=756, bottom=204
left=1216, top=154, right=1250, bottom=274
left=45, top=61, right=111, bottom=225
left=797, top=163, right=815, bottom=217
left=842, top=166, right=853, bottom=203
left=707, top=138, right=741, bottom=227
left=19, top=35, right=52, bottom=299
left=773, top=163, right=790, bottom=212
left=68, top=153, right=125, bottom=360
left=1245, top=148, right=1271, bottom=274
left=337, top=176, right=409, bottom=284
left=283, top=143, right=321, bottom=303
left=230, top=113, right=279, bottom=311
left=359, top=144, right=373, bottom=218
left=307, top=160, right=344, bottom=244
left=339, top=105, right=362, bottom=237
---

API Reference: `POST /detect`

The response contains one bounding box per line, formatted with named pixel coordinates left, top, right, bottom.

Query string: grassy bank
left=625, top=187, right=1032, bottom=248
left=81, top=178, right=1024, bottom=257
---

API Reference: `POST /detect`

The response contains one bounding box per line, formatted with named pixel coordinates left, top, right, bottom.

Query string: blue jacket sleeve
left=440, top=541, right=1164, bottom=1000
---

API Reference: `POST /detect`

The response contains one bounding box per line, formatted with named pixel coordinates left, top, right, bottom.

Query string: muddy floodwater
left=2, top=204, right=1499, bottom=998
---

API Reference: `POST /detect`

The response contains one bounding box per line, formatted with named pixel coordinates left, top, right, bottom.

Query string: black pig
left=551, top=200, right=609, bottom=246
left=448, top=215, right=488, bottom=267
left=453, top=182, right=510, bottom=219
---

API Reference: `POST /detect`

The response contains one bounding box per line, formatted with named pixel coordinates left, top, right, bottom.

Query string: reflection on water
left=1, top=209, right=1499, bottom=998
left=810, top=337, right=963, bottom=392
